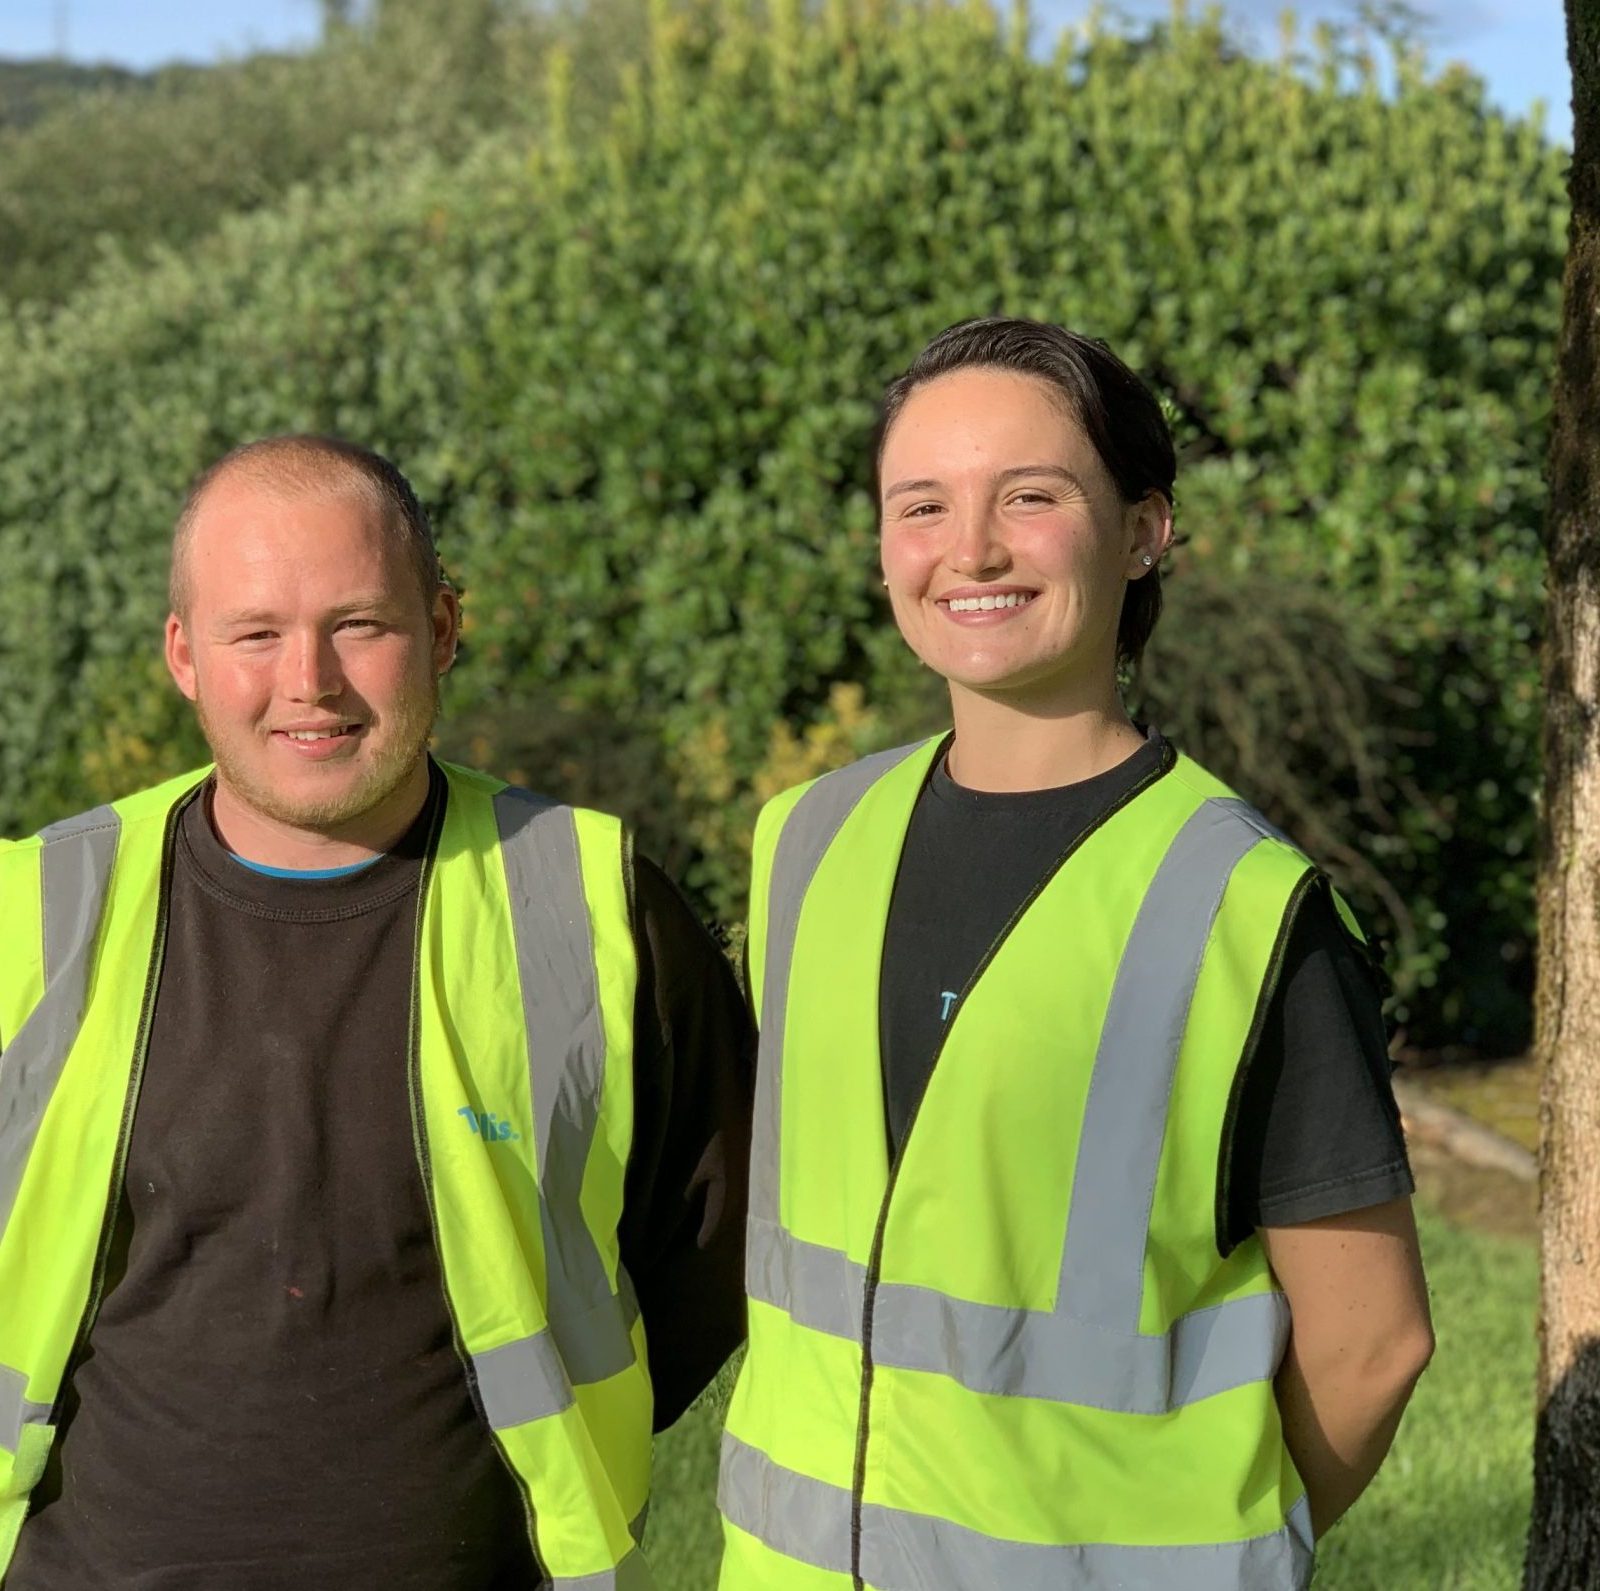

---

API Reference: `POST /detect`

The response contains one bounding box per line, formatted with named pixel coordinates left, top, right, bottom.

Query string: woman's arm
left=1259, top=1196, right=1435, bottom=1539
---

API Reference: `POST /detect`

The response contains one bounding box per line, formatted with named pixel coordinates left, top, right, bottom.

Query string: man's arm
left=1260, top=1198, right=1435, bottom=1539
left=619, top=847, right=755, bottom=1431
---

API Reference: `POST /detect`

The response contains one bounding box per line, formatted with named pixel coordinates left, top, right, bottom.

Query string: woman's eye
left=1010, top=491, right=1053, bottom=506
left=903, top=502, right=944, bottom=519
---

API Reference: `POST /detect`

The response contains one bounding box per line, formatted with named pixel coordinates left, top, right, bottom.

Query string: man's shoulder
left=435, top=760, right=623, bottom=830
left=433, top=758, right=506, bottom=799
left=3, top=767, right=211, bottom=854
left=434, top=764, right=629, bottom=904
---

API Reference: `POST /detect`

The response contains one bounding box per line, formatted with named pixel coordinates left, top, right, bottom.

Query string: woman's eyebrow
left=996, top=464, right=1088, bottom=492
left=884, top=464, right=1090, bottom=500
left=882, top=476, right=944, bottom=499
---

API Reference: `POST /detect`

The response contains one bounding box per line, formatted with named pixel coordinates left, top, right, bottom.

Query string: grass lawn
left=644, top=1206, right=1535, bottom=1589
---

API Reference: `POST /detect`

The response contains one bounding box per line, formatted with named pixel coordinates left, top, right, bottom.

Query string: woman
left=717, top=318, right=1433, bottom=1590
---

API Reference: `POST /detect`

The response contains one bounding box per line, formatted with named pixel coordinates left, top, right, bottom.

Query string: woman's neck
left=944, top=677, right=1146, bottom=794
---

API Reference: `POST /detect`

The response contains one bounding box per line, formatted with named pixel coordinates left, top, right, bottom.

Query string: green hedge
left=0, top=3, right=1564, bottom=1047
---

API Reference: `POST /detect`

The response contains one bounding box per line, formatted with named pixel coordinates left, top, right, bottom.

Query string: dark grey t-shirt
left=7, top=766, right=752, bottom=1590
left=878, top=733, right=1412, bottom=1251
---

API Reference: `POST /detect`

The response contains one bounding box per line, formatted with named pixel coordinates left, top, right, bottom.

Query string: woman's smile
left=934, top=586, right=1039, bottom=620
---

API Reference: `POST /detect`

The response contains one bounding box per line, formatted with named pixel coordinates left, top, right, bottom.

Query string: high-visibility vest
left=720, top=738, right=1345, bottom=1591
left=0, top=763, right=656, bottom=1589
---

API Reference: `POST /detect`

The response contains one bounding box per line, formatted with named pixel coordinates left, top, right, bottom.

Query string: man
left=0, top=436, right=751, bottom=1589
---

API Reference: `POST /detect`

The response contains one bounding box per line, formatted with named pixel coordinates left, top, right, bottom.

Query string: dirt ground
left=1408, top=1138, right=1537, bottom=1242
left=1400, top=1055, right=1540, bottom=1243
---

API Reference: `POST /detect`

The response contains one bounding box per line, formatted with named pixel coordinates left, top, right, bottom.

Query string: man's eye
left=1010, top=491, right=1053, bottom=506
left=338, top=618, right=384, bottom=632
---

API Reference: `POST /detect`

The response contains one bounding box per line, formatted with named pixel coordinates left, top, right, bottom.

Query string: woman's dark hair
left=875, top=317, right=1176, bottom=669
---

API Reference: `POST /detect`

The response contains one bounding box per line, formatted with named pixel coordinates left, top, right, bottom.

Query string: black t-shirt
left=7, top=765, right=752, bottom=1591
left=878, top=732, right=1412, bottom=1252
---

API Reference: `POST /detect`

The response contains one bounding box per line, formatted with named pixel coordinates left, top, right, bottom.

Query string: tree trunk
left=1526, top=5, right=1600, bottom=1586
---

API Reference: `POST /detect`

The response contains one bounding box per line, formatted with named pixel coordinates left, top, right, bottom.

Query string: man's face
left=165, top=478, right=458, bottom=834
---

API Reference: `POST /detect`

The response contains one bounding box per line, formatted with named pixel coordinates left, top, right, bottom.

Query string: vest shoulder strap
left=0, top=770, right=209, bottom=1050
left=106, top=767, right=213, bottom=828
left=434, top=758, right=507, bottom=800
left=748, top=739, right=938, bottom=1011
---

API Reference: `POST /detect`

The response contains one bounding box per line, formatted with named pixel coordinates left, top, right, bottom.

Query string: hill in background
left=0, top=55, right=161, bottom=131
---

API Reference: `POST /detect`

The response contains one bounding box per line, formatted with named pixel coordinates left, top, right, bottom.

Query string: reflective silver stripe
left=1058, top=798, right=1274, bottom=1329
left=0, top=1362, right=52, bottom=1452
left=719, top=1433, right=853, bottom=1575
left=1286, top=1494, right=1315, bottom=1554
left=750, top=743, right=927, bottom=1225
left=0, top=807, right=120, bottom=1234
left=547, top=1266, right=640, bottom=1391
left=720, top=1434, right=1313, bottom=1591
left=748, top=1217, right=1287, bottom=1412
left=1214, top=795, right=1301, bottom=853
left=747, top=1218, right=864, bottom=1341
left=863, top=1488, right=1314, bottom=1591
left=494, top=790, right=636, bottom=1390
left=551, top=1546, right=656, bottom=1589
left=474, top=1330, right=574, bottom=1427
left=876, top=1278, right=1287, bottom=1412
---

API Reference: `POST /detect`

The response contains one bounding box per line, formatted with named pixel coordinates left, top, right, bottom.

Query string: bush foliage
left=0, top=2, right=1563, bottom=1047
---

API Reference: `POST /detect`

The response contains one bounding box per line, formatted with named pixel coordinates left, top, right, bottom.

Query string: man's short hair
left=170, top=435, right=444, bottom=614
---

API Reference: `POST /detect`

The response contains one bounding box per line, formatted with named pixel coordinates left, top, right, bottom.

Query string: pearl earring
left=1140, top=554, right=1154, bottom=567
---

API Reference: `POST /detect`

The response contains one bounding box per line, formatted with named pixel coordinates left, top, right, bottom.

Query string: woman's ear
left=1125, top=492, right=1174, bottom=577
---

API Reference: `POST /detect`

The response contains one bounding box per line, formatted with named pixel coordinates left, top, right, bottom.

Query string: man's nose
left=283, top=630, right=343, bottom=701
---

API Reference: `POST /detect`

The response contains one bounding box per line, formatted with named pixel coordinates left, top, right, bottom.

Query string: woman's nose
left=946, top=507, right=1009, bottom=578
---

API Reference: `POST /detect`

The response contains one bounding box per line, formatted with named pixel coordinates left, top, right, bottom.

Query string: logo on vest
left=939, top=990, right=959, bottom=1022
left=459, top=1106, right=520, bottom=1142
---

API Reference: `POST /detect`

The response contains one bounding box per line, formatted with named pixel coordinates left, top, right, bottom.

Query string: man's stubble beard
left=196, top=672, right=440, bottom=833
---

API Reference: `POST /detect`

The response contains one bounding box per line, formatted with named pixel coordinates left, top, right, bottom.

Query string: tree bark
left=1527, top=4, right=1600, bottom=1586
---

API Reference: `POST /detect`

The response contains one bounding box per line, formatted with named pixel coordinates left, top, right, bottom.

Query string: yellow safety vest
left=0, top=763, right=656, bottom=1589
left=720, top=738, right=1344, bottom=1591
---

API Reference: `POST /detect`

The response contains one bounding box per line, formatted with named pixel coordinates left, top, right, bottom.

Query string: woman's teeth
left=945, top=593, right=1033, bottom=612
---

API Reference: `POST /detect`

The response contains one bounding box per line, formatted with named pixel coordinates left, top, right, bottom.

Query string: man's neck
left=208, top=761, right=432, bottom=870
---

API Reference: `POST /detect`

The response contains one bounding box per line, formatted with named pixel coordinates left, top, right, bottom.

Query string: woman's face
left=878, top=367, right=1169, bottom=702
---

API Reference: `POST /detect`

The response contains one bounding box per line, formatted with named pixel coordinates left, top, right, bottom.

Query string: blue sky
left=0, top=0, right=1574, bottom=144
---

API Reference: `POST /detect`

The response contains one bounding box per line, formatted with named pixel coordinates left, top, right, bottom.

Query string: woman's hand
left=1260, top=1197, right=1435, bottom=1539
